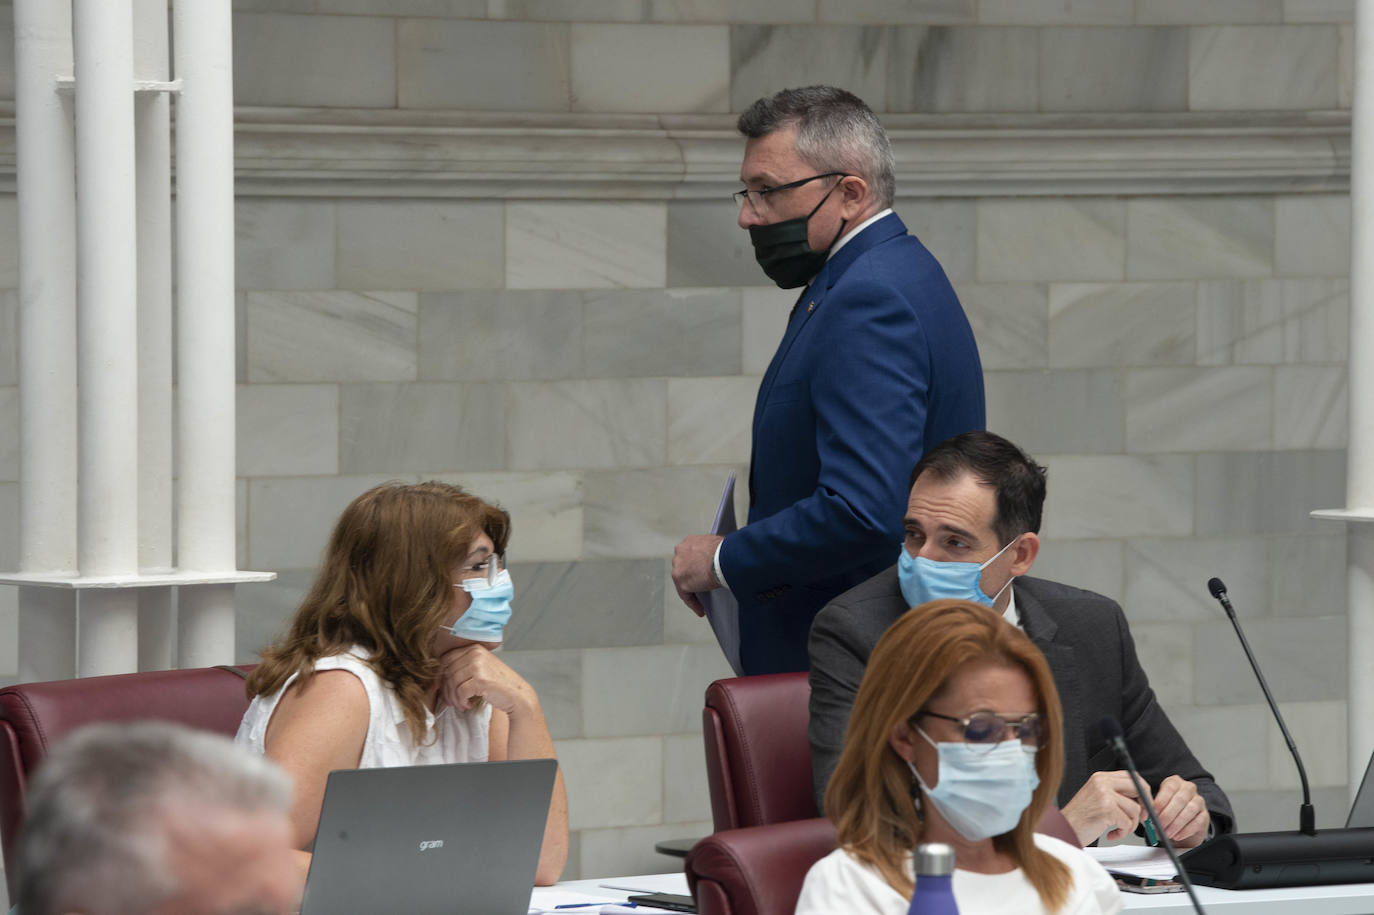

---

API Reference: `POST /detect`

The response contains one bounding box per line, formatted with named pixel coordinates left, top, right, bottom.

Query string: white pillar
left=14, top=0, right=79, bottom=680
left=173, top=0, right=239, bottom=665
left=135, top=0, right=176, bottom=671
left=73, top=0, right=140, bottom=676
left=1347, top=0, right=1374, bottom=804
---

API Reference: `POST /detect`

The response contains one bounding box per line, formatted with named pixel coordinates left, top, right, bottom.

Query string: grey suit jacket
left=807, top=568, right=1234, bottom=834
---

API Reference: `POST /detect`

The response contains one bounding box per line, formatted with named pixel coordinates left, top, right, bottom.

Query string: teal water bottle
left=907, top=842, right=959, bottom=915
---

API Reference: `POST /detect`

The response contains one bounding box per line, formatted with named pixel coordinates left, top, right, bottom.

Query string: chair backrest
left=702, top=672, right=815, bottom=833
left=0, top=665, right=254, bottom=900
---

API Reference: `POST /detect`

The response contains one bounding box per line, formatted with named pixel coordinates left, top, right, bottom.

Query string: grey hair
left=737, top=85, right=896, bottom=208
left=16, top=721, right=292, bottom=915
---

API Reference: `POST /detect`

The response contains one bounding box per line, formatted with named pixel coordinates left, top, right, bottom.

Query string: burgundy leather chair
left=0, top=665, right=254, bottom=900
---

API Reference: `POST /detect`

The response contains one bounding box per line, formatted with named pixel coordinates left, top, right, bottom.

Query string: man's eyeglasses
left=916, top=710, right=1043, bottom=752
left=732, top=172, right=848, bottom=210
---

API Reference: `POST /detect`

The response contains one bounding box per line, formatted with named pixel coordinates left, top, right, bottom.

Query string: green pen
left=1143, top=817, right=1160, bottom=846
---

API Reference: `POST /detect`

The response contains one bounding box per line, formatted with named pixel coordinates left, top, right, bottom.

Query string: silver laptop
left=300, top=758, right=557, bottom=915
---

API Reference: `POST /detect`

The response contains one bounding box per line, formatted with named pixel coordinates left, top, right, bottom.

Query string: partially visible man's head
left=16, top=721, right=301, bottom=915
left=737, top=85, right=896, bottom=209
left=910, top=430, right=1048, bottom=546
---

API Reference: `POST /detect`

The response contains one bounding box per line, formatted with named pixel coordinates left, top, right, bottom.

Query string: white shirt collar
left=1002, top=586, right=1021, bottom=629
left=828, top=207, right=894, bottom=261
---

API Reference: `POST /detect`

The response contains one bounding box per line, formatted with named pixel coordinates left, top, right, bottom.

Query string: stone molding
left=0, top=104, right=1353, bottom=198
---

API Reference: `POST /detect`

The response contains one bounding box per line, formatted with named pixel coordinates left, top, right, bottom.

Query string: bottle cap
left=915, top=842, right=955, bottom=876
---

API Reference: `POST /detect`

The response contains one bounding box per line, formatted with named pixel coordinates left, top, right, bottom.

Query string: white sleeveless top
left=235, top=647, right=491, bottom=768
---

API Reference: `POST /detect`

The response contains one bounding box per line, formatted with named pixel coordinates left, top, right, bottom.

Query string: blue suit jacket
left=720, top=212, right=985, bottom=674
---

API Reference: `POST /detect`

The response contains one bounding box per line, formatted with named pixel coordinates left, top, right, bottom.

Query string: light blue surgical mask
left=444, top=569, right=513, bottom=643
left=905, top=727, right=1039, bottom=841
left=897, top=536, right=1020, bottom=610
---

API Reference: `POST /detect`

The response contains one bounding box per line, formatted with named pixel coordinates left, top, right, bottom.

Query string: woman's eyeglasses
left=916, top=709, right=1043, bottom=751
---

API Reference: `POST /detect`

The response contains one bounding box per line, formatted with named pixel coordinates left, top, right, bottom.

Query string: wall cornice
left=0, top=105, right=1352, bottom=199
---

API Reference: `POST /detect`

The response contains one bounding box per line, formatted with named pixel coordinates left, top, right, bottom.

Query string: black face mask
left=748, top=182, right=848, bottom=290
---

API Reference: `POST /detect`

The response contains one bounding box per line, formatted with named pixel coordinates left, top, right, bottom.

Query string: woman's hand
left=437, top=643, right=537, bottom=719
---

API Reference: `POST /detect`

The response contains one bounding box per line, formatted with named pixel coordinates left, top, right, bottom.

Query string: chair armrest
left=684, top=818, right=837, bottom=915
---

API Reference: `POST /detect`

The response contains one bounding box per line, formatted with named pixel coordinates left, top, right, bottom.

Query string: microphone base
left=1179, top=828, right=1374, bottom=889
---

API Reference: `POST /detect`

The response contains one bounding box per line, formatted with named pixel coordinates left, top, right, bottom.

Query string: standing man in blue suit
left=672, top=86, right=985, bottom=675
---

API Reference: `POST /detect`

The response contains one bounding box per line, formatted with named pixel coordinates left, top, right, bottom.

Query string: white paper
left=1087, top=843, right=1178, bottom=879
left=698, top=473, right=743, bottom=677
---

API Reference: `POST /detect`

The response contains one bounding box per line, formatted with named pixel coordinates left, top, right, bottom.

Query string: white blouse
left=795, top=834, right=1122, bottom=915
left=235, top=647, right=491, bottom=768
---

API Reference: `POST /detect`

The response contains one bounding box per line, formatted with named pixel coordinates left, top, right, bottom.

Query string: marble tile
left=1039, top=28, right=1188, bottom=112
left=320, top=0, right=485, bottom=13
left=245, top=291, right=418, bottom=383
left=0, top=290, right=15, bottom=386
left=1194, top=450, right=1345, bottom=535
left=976, top=0, right=1132, bottom=25
left=235, top=201, right=336, bottom=291
left=584, top=467, right=740, bottom=560
left=0, top=198, right=15, bottom=289
left=430, top=471, right=584, bottom=563
left=507, top=379, right=666, bottom=471
left=1125, top=367, right=1272, bottom=453
left=740, top=287, right=792, bottom=375
left=730, top=26, right=889, bottom=112
left=1269, top=532, right=1346, bottom=618
left=236, top=384, right=339, bottom=478
left=1127, top=197, right=1274, bottom=281
left=1136, top=0, right=1281, bottom=23
left=977, top=199, right=1126, bottom=283
left=577, top=820, right=715, bottom=881
left=0, top=586, right=16, bottom=680
left=1274, top=365, right=1346, bottom=450
left=955, top=284, right=1047, bottom=371
left=234, top=570, right=314, bottom=664
left=1196, top=279, right=1284, bottom=365
left=397, top=19, right=570, bottom=111
left=507, top=203, right=666, bottom=290
left=582, top=644, right=734, bottom=736
left=1280, top=278, right=1348, bottom=363
left=246, top=474, right=401, bottom=570
left=583, top=289, right=741, bottom=377
left=668, top=377, right=756, bottom=465
left=1168, top=704, right=1271, bottom=790
left=0, top=11, right=11, bottom=112
left=888, top=27, right=1037, bottom=113
left=1228, top=786, right=1349, bottom=831
left=491, top=0, right=643, bottom=19
left=649, top=0, right=816, bottom=22
left=1027, top=538, right=1124, bottom=604
left=1339, top=23, right=1354, bottom=107
left=336, top=201, right=505, bottom=291
left=237, top=480, right=249, bottom=571
left=503, top=559, right=665, bottom=650
left=498, top=649, right=583, bottom=739
left=556, top=735, right=663, bottom=830
left=233, top=13, right=395, bottom=107
left=236, top=290, right=248, bottom=384
left=571, top=24, right=729, bottom=113
left=819, top=0, right=975, bottom=23
left=338, top=382, right=505, bottom=473
left=663, top=733, right=714, bottom=823
left=667, top=200, right=772, bottom=289
left=0, top=388, right=16, bottom=481
left=1284, top=0, right=1354, bottom=21
left=1123, top=536, right=1269, bottom=623
left=1189, top=25, right=1340, bottom=110
left=900, top=199, right=976, bottom=284
left=417, top=291, right=583, bottom=382
left=1048, top=282, right=1195, bottom=369
left=0, top=483, right=15, bottom=573
left=984, top=369, right=1124, bottom=454
left=1039, top=455, right=1193, bottom=539
left=232, top=0, right=316, bottom=9
left=1195, top=616, right=1345, bottom=704
left=1276, top=195, right=1350, bottom=278
left=1271, top=700, right=1346, bottom=789
left=1126, top=622, right=1193, bottom=708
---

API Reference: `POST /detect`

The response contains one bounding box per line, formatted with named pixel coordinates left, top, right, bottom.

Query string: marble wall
left=0, top=0, right=1360, bottom=891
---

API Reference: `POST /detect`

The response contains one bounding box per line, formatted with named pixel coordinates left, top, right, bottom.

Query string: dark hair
left=736, top=85, right=896, bottom=208
left=910, top=431, right=1047, bottom=545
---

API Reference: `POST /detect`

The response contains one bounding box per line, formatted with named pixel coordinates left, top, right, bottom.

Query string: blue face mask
left=444, top=569, right=513, bottom=643
left=906, top=728, right=1039, bottom=841
left=897, top=536, right=1019, bottom=610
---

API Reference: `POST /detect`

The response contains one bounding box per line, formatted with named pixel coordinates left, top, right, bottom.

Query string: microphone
left=1176, top=577, right=1374, bottom=889
left=1206, top=577, right=1314, bottom=836
left=1099, top=716, right=1207, bottom=914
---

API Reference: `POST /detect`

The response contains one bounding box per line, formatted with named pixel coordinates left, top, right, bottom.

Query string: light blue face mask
left=897, top=536, right=1020, bottom=610
left=444, top=569, right=514, bottom=643
left=906, top=727, right=1039, bottom=841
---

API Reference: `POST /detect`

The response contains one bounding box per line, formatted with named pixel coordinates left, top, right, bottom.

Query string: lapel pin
left=807, top=301, right=815, bottom=313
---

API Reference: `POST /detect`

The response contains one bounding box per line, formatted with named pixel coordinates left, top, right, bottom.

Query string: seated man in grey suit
left=808, top=430, right=1233, bottom=847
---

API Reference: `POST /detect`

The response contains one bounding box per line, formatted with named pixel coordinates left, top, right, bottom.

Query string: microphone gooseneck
left=1206, top=577, right=1316, bottom=836
left=1098, top=716, right=1206, bottom=914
